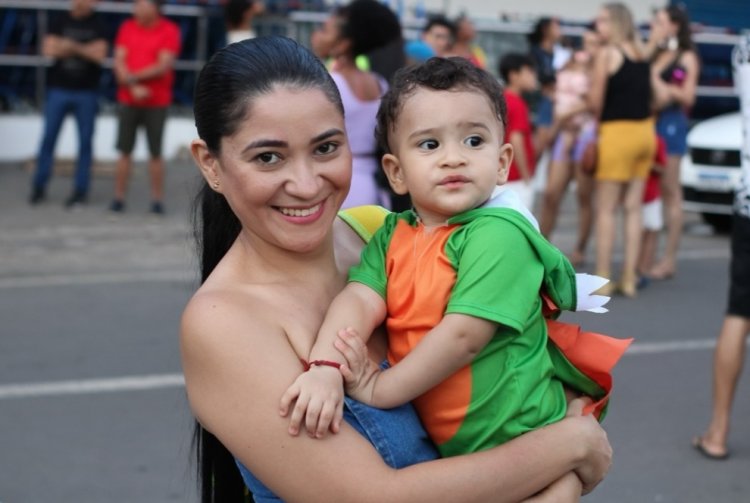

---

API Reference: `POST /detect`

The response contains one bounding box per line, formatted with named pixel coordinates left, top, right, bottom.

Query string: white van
left=680, top=111, right=743, bottom=231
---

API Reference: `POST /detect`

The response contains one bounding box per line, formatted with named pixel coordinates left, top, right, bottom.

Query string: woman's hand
left=566, top=398, right=612, bottom=494
left=336, top=327, right=382, bottom=403
left=279, top=365, right=345, bottom=438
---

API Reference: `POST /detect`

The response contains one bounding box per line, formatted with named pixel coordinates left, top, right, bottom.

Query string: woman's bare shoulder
left=182, top=279, right=286, bottom=375
left=180, top=283, right=304, bottom=435
left=604, top=44, right=625, bottom=71
left=680, top=49, right=700, bottom=70
left=181, top=280, right=274, bottom=345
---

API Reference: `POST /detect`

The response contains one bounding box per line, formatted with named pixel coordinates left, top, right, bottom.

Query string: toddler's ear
left=497, top=143, right=513, bottom=185
left=381, top=154, right=409, bottom=195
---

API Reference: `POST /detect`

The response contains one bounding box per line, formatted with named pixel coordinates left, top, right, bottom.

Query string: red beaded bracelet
left=300, top=359, right=342, bottom=371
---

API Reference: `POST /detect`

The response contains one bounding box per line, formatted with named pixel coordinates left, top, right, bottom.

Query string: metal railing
left=0, top=0, right=212, bottom=108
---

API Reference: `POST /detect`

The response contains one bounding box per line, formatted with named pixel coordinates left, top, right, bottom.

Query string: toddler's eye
left=464, top=135, right=484, bottom=147
left=418, top=139, right=439, bottom=150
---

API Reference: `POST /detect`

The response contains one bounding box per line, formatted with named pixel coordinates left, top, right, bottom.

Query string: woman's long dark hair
left=666, top=4, right=695, bottom=52
left=527, top=17, right=554, bottom=47
left=335, top=0, right=403, bottom=60
left=190, top=36, right=343, bottom=503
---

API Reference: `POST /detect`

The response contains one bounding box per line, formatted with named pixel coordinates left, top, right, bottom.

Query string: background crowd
left=28, top=0, right=702, bottom=294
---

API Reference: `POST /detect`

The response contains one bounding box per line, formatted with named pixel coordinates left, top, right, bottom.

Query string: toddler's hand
left=279, top=365, right=344, bottom=439
left=336, top=327, right=381, bottom=404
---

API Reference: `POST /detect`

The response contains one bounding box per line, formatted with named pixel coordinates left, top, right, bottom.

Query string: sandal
left=692, top=436, right=729, bottom=460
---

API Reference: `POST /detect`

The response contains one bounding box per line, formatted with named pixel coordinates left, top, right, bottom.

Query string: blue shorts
left=656, top=106, right=688, bottom=156
left=236, top=363, right=439, bottom=502
left=535, top=95, right=554, bottom=127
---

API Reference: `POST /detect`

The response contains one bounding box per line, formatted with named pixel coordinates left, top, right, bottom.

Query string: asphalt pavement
left=1, top=159, right=748, bottom=502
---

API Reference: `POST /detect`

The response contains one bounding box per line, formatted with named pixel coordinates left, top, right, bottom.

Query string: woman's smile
left=275, top=200, right=326, bottom=222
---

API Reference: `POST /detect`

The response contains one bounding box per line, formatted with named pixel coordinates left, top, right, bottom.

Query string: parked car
left=680, top=111, right=743, bottom=231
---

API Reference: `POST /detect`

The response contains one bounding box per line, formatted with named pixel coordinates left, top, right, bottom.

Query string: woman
left=310, top=0, right=402, bottom=209
left=182, top=37, right=612, bottom=502
left=588, top=3, right=655, bottom=297
left=647, top=5, right=699, bottom=280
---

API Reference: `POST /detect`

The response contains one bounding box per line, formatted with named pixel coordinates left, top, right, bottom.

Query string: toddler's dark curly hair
left=375, top=57, right=507, bottom=153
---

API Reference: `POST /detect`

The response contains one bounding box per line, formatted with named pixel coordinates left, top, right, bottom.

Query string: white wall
left=0, top=114, right=197, bottom=163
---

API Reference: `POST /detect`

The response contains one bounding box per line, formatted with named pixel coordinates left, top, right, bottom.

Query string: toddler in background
left=638, top=135, right=668, bottom=288
left=552, top=30, right=599, bottom=153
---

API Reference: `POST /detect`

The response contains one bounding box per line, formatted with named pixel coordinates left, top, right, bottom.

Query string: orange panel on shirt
left=385, top=219, right=473, bottom=445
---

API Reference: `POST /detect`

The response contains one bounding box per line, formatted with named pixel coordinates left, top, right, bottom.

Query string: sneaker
left=29, top=187, right=46, bottom=205
left=64, top=191, right=87, bottom=209
left=109, top=199, right=125, bottom=213
left=150, top=201, right=164, bottom=215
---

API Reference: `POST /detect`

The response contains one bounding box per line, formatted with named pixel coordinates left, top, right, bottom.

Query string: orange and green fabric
left=348, top=206, right=623, bottom=457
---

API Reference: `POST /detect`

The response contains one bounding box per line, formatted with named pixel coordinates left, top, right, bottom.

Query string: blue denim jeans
left=236, top=364, right=439, bottom=502
left=656, top=105, right=688, bottom=156
left=33, top=87, right=99, bottom=194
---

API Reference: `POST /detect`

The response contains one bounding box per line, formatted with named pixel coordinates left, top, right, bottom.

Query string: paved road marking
left=0, top=270, right=194, bottom=288
left=627, top=338, right=717, bottom=354
left=2, top=337, right=744, bottom=400
left=0, top=373, right=184, bottom=399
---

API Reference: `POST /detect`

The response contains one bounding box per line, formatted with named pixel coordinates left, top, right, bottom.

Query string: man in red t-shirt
left=111, top=0, right=181, bottom=214
left=499, top=53, right=538, bottom=210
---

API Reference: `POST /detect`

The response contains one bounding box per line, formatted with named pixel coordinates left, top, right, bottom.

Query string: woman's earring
left=212, top=180, right=220, bottom=190
left=667, top=36, right=678, bottom=51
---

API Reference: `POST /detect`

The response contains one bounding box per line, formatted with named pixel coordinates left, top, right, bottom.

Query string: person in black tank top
left=600, top=48, right=651, bottom=122
left=588, top=2, right=656, bottom=298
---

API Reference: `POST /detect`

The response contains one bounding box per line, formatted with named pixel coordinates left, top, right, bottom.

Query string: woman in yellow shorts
left=589, top=2, right=656, bottom=297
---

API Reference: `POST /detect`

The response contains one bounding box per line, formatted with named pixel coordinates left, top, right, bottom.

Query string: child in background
left=280, top=58, right=630, bottom=489
left=499, top=53, right=539, bottom=209
left=553, top=46, right=593, bottom=147
left=638, top=135, right=668, bottom=288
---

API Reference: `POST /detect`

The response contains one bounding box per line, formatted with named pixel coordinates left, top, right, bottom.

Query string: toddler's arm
left=279, top=282, right=386, bottom=438
left=340, top=313, right=497, bottom=409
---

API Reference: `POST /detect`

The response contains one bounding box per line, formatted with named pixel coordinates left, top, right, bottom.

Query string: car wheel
left=701, top=213, right=733, bottom=234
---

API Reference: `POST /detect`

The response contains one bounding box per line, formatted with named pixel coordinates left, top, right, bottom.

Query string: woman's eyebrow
left=242, top=138, right=287, bottom=153
left=310, top=128, right=345, bottom=144
left=241, top=128, right=344, bottom=153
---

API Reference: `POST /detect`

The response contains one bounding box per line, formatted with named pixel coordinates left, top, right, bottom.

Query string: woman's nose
left=285, top=161, right=322, bottom=198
